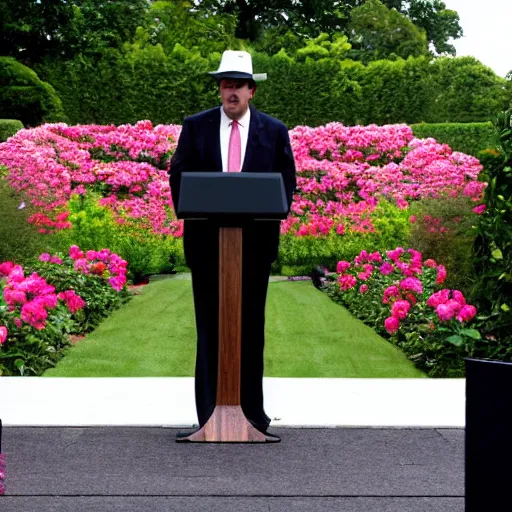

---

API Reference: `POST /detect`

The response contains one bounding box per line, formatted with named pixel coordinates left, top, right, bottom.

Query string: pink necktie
left=228, top=120, right=241, bottom=172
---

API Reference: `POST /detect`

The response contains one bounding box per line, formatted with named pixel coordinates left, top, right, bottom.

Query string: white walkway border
left=0, top=377, right=465, bottom=428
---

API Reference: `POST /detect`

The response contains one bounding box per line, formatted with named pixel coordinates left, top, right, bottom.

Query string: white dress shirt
left=220, top=106, right=250, bottom=172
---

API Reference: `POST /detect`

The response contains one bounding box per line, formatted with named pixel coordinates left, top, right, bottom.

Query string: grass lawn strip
left=44, top=280, right=425, bottom=378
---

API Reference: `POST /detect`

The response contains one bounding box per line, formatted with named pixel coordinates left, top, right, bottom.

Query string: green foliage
left=0, top=119, right=23, bottom=141
left=344, top=56, right=506, bottom=126
left=472, top=110, right=512, bottom=344
left=0, top=0, right=76, bottom=63
left=197, top=0, right=346, bottom=41
left=40, top=45, right=218, bottom=125
left=0, top=57, right=66, bottom=126
left=400, top=0, right=463, bottom=55
left=0, top=175, right=57, bottom=264
left=407, top=195, right=478, bottom=297
left=348, top=0, right=430, bottom=63
left=411, top=122, right=498, bottom=157
left=344, top=56, right=436, bottom=125
left=505, top=71, right=512, bottom=108
left=147, top=0, right=238, bottom=55
left=51, top=194, right=186, bottom=282
left=295, top=33, right=351, bottom=62
left=429, top=57, right=507, bottom=123
left=0, top=0, right=149, bottom=64
left=274, top=200, right=411, bottom=274
left=39, top=40, right=505, bottom=127
left=252, top=52, right=361, bottom=127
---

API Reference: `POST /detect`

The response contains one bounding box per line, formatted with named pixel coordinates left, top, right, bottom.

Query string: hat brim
left=208, top=71, right=267, bottom=81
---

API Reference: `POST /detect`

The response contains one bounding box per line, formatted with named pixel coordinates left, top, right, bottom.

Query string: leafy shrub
left=51, top=194, right=186, bottom=282
left=407, top=195, right=481, bottom=297
left=39, top=45, right=506, bottom=127
left=0, top=244, right=130, bottom=375
left=0, top=119, right=23, bottom=142
left=477, top=147, right=504, bottom=171
left=472, top=110, right=512, bottom=345
left=27, top=246, right=130, bottom=332
left=0, top=57, right=66, bottom=126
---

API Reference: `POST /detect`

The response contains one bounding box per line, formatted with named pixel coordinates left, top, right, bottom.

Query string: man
left=169, top=50, right=296, bottom=440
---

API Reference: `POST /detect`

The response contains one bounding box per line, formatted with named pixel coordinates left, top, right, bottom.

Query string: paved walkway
left=1, top=427, right=464, bottom=511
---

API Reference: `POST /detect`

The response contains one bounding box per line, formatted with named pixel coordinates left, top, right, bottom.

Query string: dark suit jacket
left=169, top=104, right=297, bottom=269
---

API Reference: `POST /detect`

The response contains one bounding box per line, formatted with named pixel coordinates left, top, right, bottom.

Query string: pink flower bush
left=0, top=121, right=485, bottom=239
left=67, top=245, right=128, bottom=291
left=0, top=260, right=85, bottom=331
left=328, top=246, right=479, bottom=341
left=1, top=246, right=129, bottom=376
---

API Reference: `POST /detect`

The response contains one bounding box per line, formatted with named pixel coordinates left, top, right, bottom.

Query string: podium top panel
left=177, top=172, right=289, bottom=221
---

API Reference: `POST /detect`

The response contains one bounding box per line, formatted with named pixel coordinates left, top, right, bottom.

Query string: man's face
left=219, top=79, right=255, bottom=120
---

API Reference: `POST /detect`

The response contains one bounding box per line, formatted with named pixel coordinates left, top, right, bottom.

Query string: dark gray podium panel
left=177, top=172, right=288, bottom=221
left=465, top=357, right=512, bottom=511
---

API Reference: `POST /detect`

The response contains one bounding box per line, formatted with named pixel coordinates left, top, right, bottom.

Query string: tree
left=0, top=0, right=149, bottom=64
left=348, top=0, right=430, bottom=63
left=405, top=0, right=462, bottom=55
left=0, top=0, right=75, bottom=64
left=195, top=0, right=346, bottom=41
left=68, top=0, right=150, bottom=57
left=145, top=0, right=238, bottom=55
left=378, top=0, right=462, bottom=55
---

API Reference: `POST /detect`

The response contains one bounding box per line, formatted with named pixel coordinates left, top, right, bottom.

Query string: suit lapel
left=242, top=105, right=268, bottom=173
left=206, top=107, right=222, bottom=171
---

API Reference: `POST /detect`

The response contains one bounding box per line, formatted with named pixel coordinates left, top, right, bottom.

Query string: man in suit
left=169, top=51, right=296, bottom=440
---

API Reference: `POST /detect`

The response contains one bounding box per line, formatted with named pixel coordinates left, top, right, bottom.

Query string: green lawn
left=44, top=279, right=426, bottom=378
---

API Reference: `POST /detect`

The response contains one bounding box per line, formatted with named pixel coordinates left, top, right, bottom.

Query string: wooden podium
left=175, top=172, right=288, bottom=443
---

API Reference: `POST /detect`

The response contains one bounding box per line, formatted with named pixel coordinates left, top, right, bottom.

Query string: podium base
left=175, top=405, right=279, bottom=443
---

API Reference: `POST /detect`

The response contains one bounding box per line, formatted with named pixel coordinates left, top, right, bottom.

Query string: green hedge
left=0, top=119, right=23, bottom=141
left=411, top=122, right=498, bottom=157
left=0, top=57, right=66, bottom=127
left=37, top=48, right=506, bottom=127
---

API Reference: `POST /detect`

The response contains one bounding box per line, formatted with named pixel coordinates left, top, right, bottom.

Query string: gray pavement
left=1, top=427, right=465, bottom=511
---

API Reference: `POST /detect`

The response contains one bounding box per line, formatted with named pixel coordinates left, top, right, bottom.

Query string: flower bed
left=0, top=121, right=486, bottom=275
left=319, top=247, right=485, bottom=377
left=0, top=245, right=129, bottom=376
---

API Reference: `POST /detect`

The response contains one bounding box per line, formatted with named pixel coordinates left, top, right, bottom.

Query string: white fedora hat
left=209, top=50, right=267, bottom=81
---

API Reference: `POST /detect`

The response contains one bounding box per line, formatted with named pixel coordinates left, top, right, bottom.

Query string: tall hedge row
left=411, top=122, right=498, bottom=157
left=36, top=48, right=506, bottom=127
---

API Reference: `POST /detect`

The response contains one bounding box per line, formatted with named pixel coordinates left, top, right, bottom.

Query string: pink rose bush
left=323, top=246, right=481, bottom=376
left=0, top=245, right=129, bottom=376
left=0, top=121, right=485, bottom=241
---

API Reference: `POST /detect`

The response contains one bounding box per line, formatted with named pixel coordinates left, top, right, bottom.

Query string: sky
left=444, top=0, right=511, bottom=77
